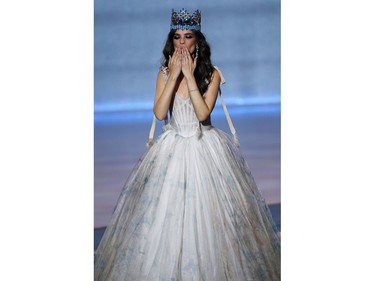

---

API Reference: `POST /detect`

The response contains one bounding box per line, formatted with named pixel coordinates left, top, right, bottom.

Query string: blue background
left=94, top=0, right=280, bottom=114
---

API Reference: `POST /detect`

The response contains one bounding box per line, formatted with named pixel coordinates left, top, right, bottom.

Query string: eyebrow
left=174, top=32, right=194, bottom=36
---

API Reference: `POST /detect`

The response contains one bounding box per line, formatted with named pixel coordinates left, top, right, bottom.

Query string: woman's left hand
left=181, top=47, right=197, bottom=79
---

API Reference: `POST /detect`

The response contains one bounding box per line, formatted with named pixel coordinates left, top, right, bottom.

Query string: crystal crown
left=170, top=8, right=201, bottom=31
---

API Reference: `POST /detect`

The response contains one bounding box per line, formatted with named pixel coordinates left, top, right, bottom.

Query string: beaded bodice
left=170, top=94, right=200, bottom=137
left=147, top=66, right=237, bottom=147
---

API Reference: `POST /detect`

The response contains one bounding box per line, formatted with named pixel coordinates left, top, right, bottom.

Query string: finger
left=173, top=51, right=180, bottom=63
left=171, top=49, right=178, bottom=60
left=185, top=48, right=191, bottom=61
left=181, top=48, right=187, bottom=59
left=168, top=55, right=172, bottom=68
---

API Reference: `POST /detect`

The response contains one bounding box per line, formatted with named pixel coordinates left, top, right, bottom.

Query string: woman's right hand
left=168, top=49, right=182, bottom=80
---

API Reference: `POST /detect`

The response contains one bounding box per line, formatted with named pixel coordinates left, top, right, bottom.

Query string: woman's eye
left=173, top=35, right=194, bottom=40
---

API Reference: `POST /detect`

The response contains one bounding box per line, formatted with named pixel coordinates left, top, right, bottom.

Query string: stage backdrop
left=94, top=0, right=280, bottom=114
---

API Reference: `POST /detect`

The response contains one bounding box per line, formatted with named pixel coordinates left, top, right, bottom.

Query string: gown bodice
left=170, top=94, right=200, bottom=137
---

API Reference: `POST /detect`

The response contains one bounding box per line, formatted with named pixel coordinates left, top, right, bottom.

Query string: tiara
left=170, top=8, right=201, bottom=31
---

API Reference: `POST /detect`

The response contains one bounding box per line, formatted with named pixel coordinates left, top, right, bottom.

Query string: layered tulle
left=94, top=94, right=280, bottom=281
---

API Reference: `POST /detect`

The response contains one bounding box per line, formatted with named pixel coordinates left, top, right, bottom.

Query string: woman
left=95, top=8, right=280, bottom=281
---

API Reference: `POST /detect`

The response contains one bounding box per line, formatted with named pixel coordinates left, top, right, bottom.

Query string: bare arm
left=154, top=49, right=182, bottom=120
left=185, top=70, right=220, bottom=121
left=181, top=47, right=221, bottom=121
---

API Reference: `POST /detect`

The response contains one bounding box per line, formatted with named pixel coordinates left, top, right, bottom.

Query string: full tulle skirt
left=94, top=126, right=280, bottom=281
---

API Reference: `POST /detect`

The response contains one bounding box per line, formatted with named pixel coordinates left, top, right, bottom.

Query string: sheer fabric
left=94, top=69, right=281, bottom=281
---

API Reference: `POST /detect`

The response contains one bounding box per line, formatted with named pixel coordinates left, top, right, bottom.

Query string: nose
left=179, top=37, right=185, bottom=44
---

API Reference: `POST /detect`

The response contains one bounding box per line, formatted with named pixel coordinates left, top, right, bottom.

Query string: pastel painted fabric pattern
left=94, top=70, right=281, bottom=281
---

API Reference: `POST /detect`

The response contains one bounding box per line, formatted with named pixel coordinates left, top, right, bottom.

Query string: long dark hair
left=161, top=29, right=214, bottom=95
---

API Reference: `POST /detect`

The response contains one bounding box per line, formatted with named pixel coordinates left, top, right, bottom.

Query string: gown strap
left=147, top=115, right=168, bottom=148
left=214, top=66, right=239, bottom=146
left=147, top=115, right=157, bottom=147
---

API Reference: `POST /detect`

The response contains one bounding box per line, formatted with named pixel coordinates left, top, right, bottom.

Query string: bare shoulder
left=160, top=66, right=169, bottom=75
left=206, top=68, right=221, bottom=91
left=156, top=69, right=165, bottom=84
left=211, top=68, right=221, bottom=84
left=155, top=68, right=168, bottom=100
left=156, top=70, right=164, bottom=81
left=202, top=68, right=221, bottom=100
left=156, top=67, right=169, bottom=84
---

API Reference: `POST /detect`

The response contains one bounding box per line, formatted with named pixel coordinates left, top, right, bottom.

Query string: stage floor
left=94, top=104, right=280, bottom=228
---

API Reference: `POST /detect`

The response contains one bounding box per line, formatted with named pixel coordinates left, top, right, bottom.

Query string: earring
left=195, top=44, right=199, bottom=58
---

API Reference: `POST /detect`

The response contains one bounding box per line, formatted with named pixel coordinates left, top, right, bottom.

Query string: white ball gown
left=94, top=68, right=281, bottom=281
